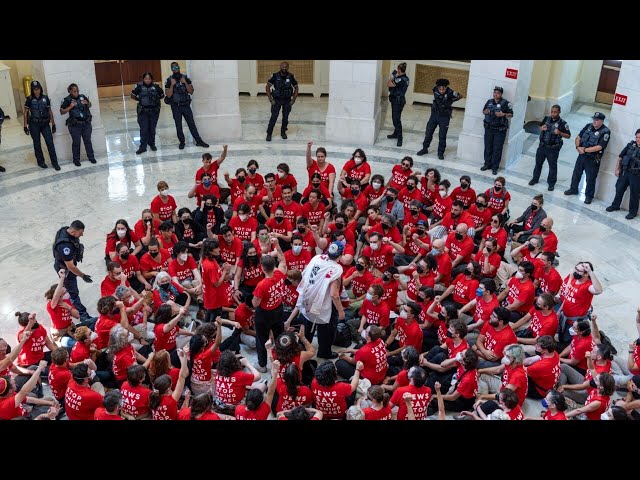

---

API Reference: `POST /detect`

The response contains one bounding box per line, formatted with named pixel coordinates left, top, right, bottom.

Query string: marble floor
left=0, top=95, right=636, bottom=417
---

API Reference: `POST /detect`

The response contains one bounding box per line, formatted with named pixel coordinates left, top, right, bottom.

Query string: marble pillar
left=187, top=60, right=242, bottom=141
left=31, top=60, right=106, bottom=161
left=595, top=60, right=640, bottom=209
left=457, top=60, right=533, bottom=169
left=325, top=60, right=383, bottom=145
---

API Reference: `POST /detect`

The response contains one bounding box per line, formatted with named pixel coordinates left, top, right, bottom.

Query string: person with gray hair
left=114, top=285, right=153, bottom=345
left=153, top=271, right=191, bottom=317
left=476, top=344, right=528, bottom=409
left=94, top=389, right=123, bottom=420
left=369, top=188, right=405, bottom=223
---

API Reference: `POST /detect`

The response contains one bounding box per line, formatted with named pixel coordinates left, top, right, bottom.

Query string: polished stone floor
left=0, top=95, right=636, bottom=417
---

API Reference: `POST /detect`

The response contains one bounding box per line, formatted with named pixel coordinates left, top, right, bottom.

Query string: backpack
left=333, top=321, right=352, bottom=347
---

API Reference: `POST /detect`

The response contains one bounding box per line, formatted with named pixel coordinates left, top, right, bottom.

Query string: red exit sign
left=614, top=93, right=628, bottom=106
left=505, top=68, right=518, bottom=79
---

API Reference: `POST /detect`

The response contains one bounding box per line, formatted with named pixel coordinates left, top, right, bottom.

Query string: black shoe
left=196, top=141, right=209, bottom=148
left=89, top=159, right=97, bottom=164
left=149, top=145, right=157, bottom=151
left=626, top=213, right=637, bottom=220
left=37, top=162, right=48, bottom=169
left=416, top=148, right=428, bottom=156
left=528, top=179, right=537, bottom=186
left=387, top=133, right=398, bottom=139
left=584, top=197, right=592, bottom=204
left=73, top=160, right=81, bottom=167
left=397, top=139, right=403, bottom=147
left=317, top=352, right=338, bottom=360
left=548, top=185, right=554, bottom=191
left=0, top=165, right=6, bottom=172
left=353, top=340, right=365, bottom=350
left=178, top=143, right=185, bottom=150
left=606, top=206, right=620, bottom=212
left=480, top=165, right=490, bottom=171
left=281, top=132, right=287, bottom=139
left=437, top=154, right=444, bottom=160
left=492, top=169, right=498, bottom=175
left=563, top=189, right=577, bottom=195
left=266, top=133, right=272, bottom=141
left=52, top=163, right=61, bottom=171
left=136, top=147, right=147, bottom=155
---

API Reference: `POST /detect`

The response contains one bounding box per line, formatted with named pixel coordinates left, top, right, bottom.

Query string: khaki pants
left=496, top=262, right=517, bottom=286
left=478, top=374, right=502, bottom=396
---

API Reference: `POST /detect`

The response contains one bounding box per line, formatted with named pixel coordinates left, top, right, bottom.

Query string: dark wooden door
left=595, top=60, right=621, bottom=104
left=95, top=60, right=162, bottom=87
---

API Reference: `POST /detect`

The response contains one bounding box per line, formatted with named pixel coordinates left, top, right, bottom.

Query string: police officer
left=0, top=107, right=5, bottom=172
left=529, top=104, right=571, bottom=191
left=480, top=86, right=513, bottom=175
left=60, top=84, right=96, bottom=167
left=164, top=62, right=209, bottom=150
left=605, top=129, right=640, bottom=220
left=386, top=63, right=410, bottom=147
left=416, top=78, right=463, bottom=159
left=23, top=80, right=60, bottom=170
left=266, top=61, right=299, bottom=142
left=53, top=220, right=93, bottom=322
left=131, top=72, right=164, bottom=155
left=564, top=112, right=610, bottom=204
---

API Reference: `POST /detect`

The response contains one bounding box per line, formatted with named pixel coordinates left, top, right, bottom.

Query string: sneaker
left=178, top=143, right=185, bottom=150
left=254, top=363, right=267, bottom=373
left=564, top=189, right=577, bottom=195
left=52, top=163, right=61, bottom=171
left=387, top=133, right=398, bottom=139
left=528, top=179, right=537, bottom=186
left=281, top=132, right=287, bottom=139
left=626, top=213, right=637, bottom=220
left=437, top=154, right=444, bottom=160
left=266, top=133, right=272, bottom=141
left=606, top=206, right=620, bottom=212
left=37, top=162, right=48, bottom=169
left=136, top=147, right=147, bottom=155
left=396, top=139, right=403, bottom=147
left=480, top=165, right=490, bottom=171
left=584, top=197, right=592, bottom=205
left=416, top=148, right=428, bottom=156
left=196, top=141, right=209, bottom=148
left=149, top=145, right=157, bottom=151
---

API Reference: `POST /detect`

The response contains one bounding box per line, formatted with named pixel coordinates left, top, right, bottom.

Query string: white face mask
left=179, top=253, right=188, bottom=262
left=160, top=189, right=169, bottom=196
left=372, top=182, right=382, bottom=190
left=400, top=310, right=408, bottom=319
left=568, top=327, right=577, bottom=336
left=600, top=412, right=611, bottom=420
left=515, top=271, right=524, bottom=279
left=277, top=171, right=285, bottom=178
left=455, top=352, right=464, bottom=362
left=439, top=190, right=446, bottom=196
left=355, top=158, right=363, bottom=165
left=365, top=293, right=373, bottom=301
left=116, top=229, right=127, bottom=238
left=370, top=242, right=379, bottom=251
left=113, top=273, right=122, bottom=280
left=239, top=214, right=248, bottom=221
left=90, top=331, right=99, bottom=341
left=62, top=292, right=71, bottom=300
left=292, top=245, right=303, bottom=254
left=501, top=356, right=511, bottom=365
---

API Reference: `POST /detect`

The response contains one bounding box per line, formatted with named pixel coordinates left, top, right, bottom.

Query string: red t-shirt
left=252, top=238, right=276, bottom=257
left=100, top=275, right=131, bottom=298
left=139, top=248, right=171, bottom=274
left=450, top=186, right=477, bottom=208
left=534, top=229, right=558, bottom=253
left=398, top=187, right=423, bottom=214
left=354, top=338, right=389, bottom=385
left=539, top=267, right=563, bottom=295
left=237, top=258, right=265, bottom=287
left=177, top=408, right=221, bottom=420
left=522, top=252, right=545, bottom=281
left=389, top=164, right=412, bottom=191
left=48, top=363, right=72, bottom=400
left=467, top=204, right=493, bottom=230
left=218, top=235, right=243, bottom=265
left=631, top=345, right=640, bottom=375
left=94, top=315, right=118, bottom=350
left=473, top=250, right=501, bottom=278
left=276, top=173, right=298, bottom=189
left=260, top=186, right=283, bottom=210
left=154, top=323, right=180, bottom=352
left=233, top=194, right=263, bottom=218
left=403, top=230, right=430, bottom=258
left=569, top=334, right=595, bottom=371
left=432, top=195, right=453, bottom=220
left=227, top=179, right=247, bottom=204
left=344, top=268, right=375, bottom=298
left=246, top=173, right=265, bottom=192
left=158, top=234, right=179, bottom=256
left=480, top=323, right=518, bottom=359
left=282, top=282, right=299, bottom=309
left=528, top=308, right=559, bottom=338
left=390, top=384, right=432, bottom=420
left=65, top=382, right=103, bottom=420
left=254, top=270, right=286, bottom=310
left=47, top=298, right=74, bottom=330
left=168, top=256, right=198, bottom=282
left=445, top=232, right=474, bottom=264
left=152, top=395, right=179, bottom=420
left=234, top=303, right=255, bottom=330
left=501, top=364, right=528, bottom=406
left=450, top=274, right=479, bottom=305
left=474, top=294, right=500, bottom=326
left=526, top=352, right=561, bottom=396
left=151, top=281, right=185, bottom=313
left=120, top=381, right=151, bottom=418
left=17, top=324, right=48, bottom=366
left=362, top=184, right=385, bottom=203
left=407, top=272, right=436, bottom=302
left=484, top=188, right=511, bottom=217
left=273, top=200, right=303, bottom=225
left=134, top=218, right=161, bottom=240
left=584, top=391, right=610, bottom=420
left=195, top=162, right=221, bottom=184
left=150, top=194, right=177, bottom=221
left=482, top=227, right=508, bottom=252
left=115, top=253, right=141, bottom=280
left=201, top=257, right=222, bottom=310
left=192, top=346, right=219, bottom=383
left=275, top=383, right=313, bottom=412
left=506, top=277, right=536, bottom=314
left=235, top=402, right=271, bottom=420
left=363, top=404, right=393, bottom=420
left=113, top=344, right=137, bottom=382
left=445, top=338, right=469, bottom=360
left=394, top=318, right=423, bottom=352
left=301, top=201, right=325, bottom=226
left=193, top=182, right=222, bottom=207
left=307, top=161, right=336, bottom=190
left=456, top=369, right=479, bottom=399
left=266, top=217, right=293, bottom=237
left=0, top=394, right=27, bottom=420
left=104, top=230, right=140, bottom=256
left=284, top=249, right=312, bottom=272
left=215, top=370, right=255, bottom=406
left=544, top=410, right=567, bottom=420
left=342, top=158, right=372, bottom=182
left=435, top=253, right=453, bottom=286
left=507, top=405, right=524, bottom=420
left=228, top=215, right=259, bottom=242
left=440, top=211, right=475, bottom=234
left=361, top=244, right=395, bottom=272
left=70, top=341, right=91, bottom=363
left=94, top=408, right=124, bottom=420
left=403, top=213, right=429, bottom=232
left=368, top=223, right=403, bottom=244
left=360, top=299, right=391, bottom=329
left=311, top=379, right=353, bottom=419
left=559, top=276, right=594, bottom=318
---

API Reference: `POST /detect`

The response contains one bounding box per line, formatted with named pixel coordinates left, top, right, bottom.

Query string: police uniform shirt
left=389, top=72, right=409, bottom=98
left=619, top=141, right=640, bottom=168
left=165, top=75, right=192, bottom=90
left=578, top=123, right=610, bottom=150
left=25, top=95, right=52, bottom=120
left=55, top=238, right=77, bottom=267
left=60, top=95, right=92, bottom=116
left=267, top=72, right=299, bottom=98
left=131, top=83, right=165, bottom=102
left=432, top=86, right=461, bottom=114
left=538, top=116, right=571, bottom=143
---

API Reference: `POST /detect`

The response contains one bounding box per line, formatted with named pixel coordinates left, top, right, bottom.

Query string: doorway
left=595, top=60, right=621, bottom=105
left=94, top=60, right=162, bottom=98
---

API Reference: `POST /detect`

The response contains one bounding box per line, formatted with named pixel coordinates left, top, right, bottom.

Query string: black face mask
left=382, top=223, right=391, bottom=230
left=284, top=279, right=292, bottom=286
left=382, top=275, right=391, bottom=282
left=527, top=244, right=536, bottom=251
left=446, top=331, right=453, bottom=338
left=275, top=216, right=284, bottom=223
left=410, top=210, right=419, bottom=216
left=248, top=168, right=257, bottom=175
left=205, top=204, right=214, bottom=209
left=461, top=182, right=469, bottom=189
left=455, top=233, right=464, bottom=241
left=406, top=184, right=415, bottom=191
left=416, top=266, right=425, bottom=274
left=416, top=228, right=426, bottom=235
left=356, top=264, right=365, bottom=272
left=335, top=223, right=344, bottom=230
left=534, top=303, right=543, bottom=311
left=182, top=218, right=192, bottom=225
left=451, top=212, right=460, bottom=218
left=589, top=379, right=598, bottom=389
left=159, top=283, right=170, bottom=290
left=144, top=218, right=153, bottom=224
left=531, top=204, right=538, bottom=211
left=237, top=176, right=246, bottom=183
left=385, top=195, right=395, bottom=203
left=149, top=251, right=159, bottom=257
left=351, top=189, right=360, bottom=196
left=573, top=272, right=583, bottom=280
left=464, top=268, right=472, bottom=276
left=111, top=307, right=120, bottom=315
left=298, top=227, right=306, bottom=234
left=120, top=252, right=130, bottom=260
left=312, top=183, right=321, bottom=189
left=247, top=255, right=258, bottom=264
left=539, top=226, right=547, bottom=233
left=494, top=186, right=503, bottom=192
left=437, top=313, right=446, bottom=321
left=475, top=202, right=485, bottom=209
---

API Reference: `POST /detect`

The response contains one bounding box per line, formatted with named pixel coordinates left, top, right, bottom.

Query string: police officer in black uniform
left=480, top=86, right=513, bottom=175
left=386, top=63, right=410, bottom=147
left=266, top=61, right=299, bottom=142
left=53, top=220, right=93, bottom=322
left=0, top=107, right=5, bottom=172
left=529, top=104, right=571, bottom=191
left=164, top=62, right=209, bottom=150
left=131, top=72, right=165, bottom=155
left=564, top=112, right=610, bottom=204
left=606, top=129, right=640, bottom=220
left=416, top=78, right=463, bottom=159
left=23, top=80, right=60, bottom=170
left=60, top=83, right=96, bottom=167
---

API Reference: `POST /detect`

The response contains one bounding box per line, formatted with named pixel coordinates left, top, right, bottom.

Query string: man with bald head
left=531, top=217, right=558, bottom=255
left=445, top=223, right=474, bottom=278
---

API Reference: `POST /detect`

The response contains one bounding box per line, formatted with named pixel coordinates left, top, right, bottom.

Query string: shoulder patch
left=604, top=133, right=610, bottom=141
left=507, top=103, right=512, bottom=109
left=63, top=247, right=71, bottom=255
left=564, top=123, right=569, bottom=131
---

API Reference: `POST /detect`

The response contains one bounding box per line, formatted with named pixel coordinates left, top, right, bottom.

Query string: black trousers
left=303, top=306, right=338, bottom=358
left=335, top=358, right=356, bottom=380
left=509, top=223, right=533, bottom=243
left=53, top=264, right=89, bottom=319
left=267, top=98, right=292, bottom=135
left=611, top=169, right=640, bottom=216
left=532, top=144, right=561, bottom=187
left=170, top=103, right=202, bottom=144
left=483, top=127, right=507, bottom=170
left=390, top=97, right=406, bottom=140
left=138, top=109, right=160, bottom=149
left=569, top=154, right=601, bottom=199
left=68, top=122, right=95, bottom=162
left=255, top=305, right=285, bottom=367
left=29, top=121, right=58, bottom=166
left=422, top=112, right=450, bottom=155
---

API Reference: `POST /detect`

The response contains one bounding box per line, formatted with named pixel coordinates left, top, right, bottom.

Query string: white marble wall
left=457, top=60, right=533, bottom=168
left=595, top=60, right=640, bottom=208
left=325, top=60, right=382, bottom=145
left=187, top=60, right=242, bottom=142
left=31, top=60, right=107, bottom=161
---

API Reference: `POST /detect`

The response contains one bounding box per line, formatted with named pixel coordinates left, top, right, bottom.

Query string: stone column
left=187, top=60, right=241, bottom=141
left=595, top=60, right=640, bottom=208
left=457, top=60, right=533, bottom=169
left=325, top=60, right=383, bottom=145
left=31, top=60, right=106, bottom=161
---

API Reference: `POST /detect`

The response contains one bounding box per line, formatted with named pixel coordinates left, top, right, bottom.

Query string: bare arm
left=172, top=349, right=189, bottom=402
left=306, top=141, right=314, bottom=169
left=16, top=361, right=47, bottom=406
left=331, top=279, right=345, bottom=320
